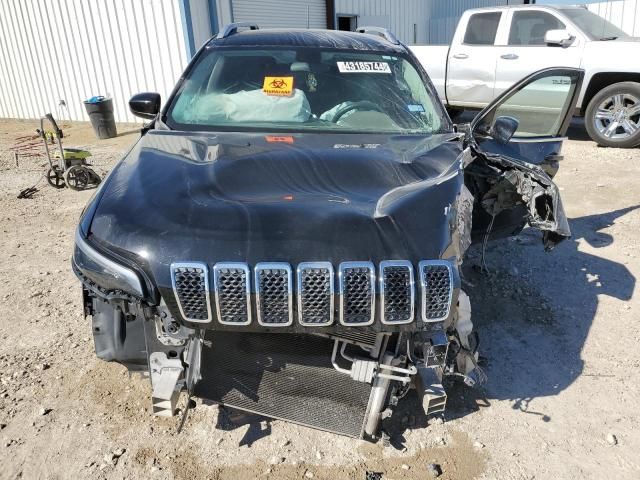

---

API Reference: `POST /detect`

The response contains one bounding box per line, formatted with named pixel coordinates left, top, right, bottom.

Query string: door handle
left=452, top=53, right=468, bottom=59
left=500, top=53, right=519, bottom=60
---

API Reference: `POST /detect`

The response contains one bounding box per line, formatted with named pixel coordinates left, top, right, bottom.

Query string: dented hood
left=88, top=131, right=466, bottom=289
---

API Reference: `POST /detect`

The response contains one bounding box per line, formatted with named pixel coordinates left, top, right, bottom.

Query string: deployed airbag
left=176, top=89, right=312, bottom=124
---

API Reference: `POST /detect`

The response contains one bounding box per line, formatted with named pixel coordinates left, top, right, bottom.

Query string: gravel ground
left=0, top=118, right=638, bottom=480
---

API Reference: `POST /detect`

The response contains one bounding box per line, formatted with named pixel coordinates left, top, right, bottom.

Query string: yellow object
left=263, top=76, right=294, bottom=96
left=53, top=148, right=92, bottom=160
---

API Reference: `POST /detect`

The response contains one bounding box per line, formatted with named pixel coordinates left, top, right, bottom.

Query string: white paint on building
left=0, top=0, right=189, bottom=123
left=587, top=0, right=640, bottom=36
left=189, top=0, right=216, bottom=48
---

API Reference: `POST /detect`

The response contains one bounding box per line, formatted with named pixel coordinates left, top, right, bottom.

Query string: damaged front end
left=71, top=136, right=571, bottom=441
left=71, top=131, right=493, bottom=440
left=71, top=65, right=583, bottom=441
left=465, top=145, right=571, bottom=251
left=74, top=232, right=482, bottom=439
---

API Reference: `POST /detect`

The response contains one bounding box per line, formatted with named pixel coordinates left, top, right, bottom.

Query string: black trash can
left=83, top=96, right=117, bottom=139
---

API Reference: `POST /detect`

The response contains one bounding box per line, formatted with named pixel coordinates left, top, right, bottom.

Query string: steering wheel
left=331, top=100, right=385, bottom=123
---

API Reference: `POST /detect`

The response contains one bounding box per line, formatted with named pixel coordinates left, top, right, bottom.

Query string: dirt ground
left=0, top=118, right=639, bottom=480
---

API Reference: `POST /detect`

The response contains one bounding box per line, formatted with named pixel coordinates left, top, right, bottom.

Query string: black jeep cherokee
left=72, top=24, right=582, bottom=439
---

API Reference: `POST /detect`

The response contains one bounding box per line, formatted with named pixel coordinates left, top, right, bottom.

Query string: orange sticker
left=266, top=135, right=294, bottom=144
left=263, top=76, right=294, bottom=96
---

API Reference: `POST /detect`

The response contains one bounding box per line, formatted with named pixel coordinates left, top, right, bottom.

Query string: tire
left=585, top=81, right=640, bottom=148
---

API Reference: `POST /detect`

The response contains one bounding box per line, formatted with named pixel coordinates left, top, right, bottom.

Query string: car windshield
left=559, top=8, right=629, bottom=40
left=165, top=47, right=448, bottom=134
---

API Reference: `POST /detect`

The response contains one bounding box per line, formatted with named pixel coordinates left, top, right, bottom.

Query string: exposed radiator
left=193, top=332, right=373, bottom=438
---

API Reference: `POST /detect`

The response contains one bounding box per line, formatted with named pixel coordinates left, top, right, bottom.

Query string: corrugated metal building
left=586, top=0, right=640, bottom=36
left=13, top=0, right=630, bottom=124
left=0, top=0, right=190, bottom=123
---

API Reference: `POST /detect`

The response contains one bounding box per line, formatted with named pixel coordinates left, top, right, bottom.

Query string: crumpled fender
left=468, top=146, right=570, bottom=251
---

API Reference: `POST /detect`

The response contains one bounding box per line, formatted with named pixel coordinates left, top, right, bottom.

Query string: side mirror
left=491, top=116, right=519, bottom=145
left=129, top=92, right=161, bottom=120
left=544, top=29, right=575, bottom=48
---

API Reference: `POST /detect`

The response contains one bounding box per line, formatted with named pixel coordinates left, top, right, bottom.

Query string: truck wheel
left=585, top=82, right=640, bottom=148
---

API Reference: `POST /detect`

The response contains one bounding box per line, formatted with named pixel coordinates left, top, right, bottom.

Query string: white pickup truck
left=411, top=4, right=640, bottom=148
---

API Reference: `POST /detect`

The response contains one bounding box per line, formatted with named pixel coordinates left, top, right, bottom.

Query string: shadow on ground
left=384, top=206, right=637, bottom=448
left=447, top=205, right=637, bottom=423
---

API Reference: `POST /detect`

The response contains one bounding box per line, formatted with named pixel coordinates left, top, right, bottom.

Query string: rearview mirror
left=129, top=92, right=161, bottom=120
left=491, top=116, right=519, bottom=145
left=544, top=29, right=575, bottom=48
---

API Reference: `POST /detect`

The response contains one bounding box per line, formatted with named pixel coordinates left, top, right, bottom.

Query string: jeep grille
left=170, top=262, right=211, bottom=323
left=297, top=262, right=334, bottom=326
left=419, top=261, right=453, bottom=322
left=168, top=260, right=454, bottom=326
left=380, top=261, right=414, bottom=324
left=255, top=263, right=293, bottom=326
left=339, top=262, right=375, bottom=326
left=213, top=263, right=251, bottom=325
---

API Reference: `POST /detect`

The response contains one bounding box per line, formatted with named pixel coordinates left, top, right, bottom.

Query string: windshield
left=165, top=47, right=448, bottom=134
left=559, top=8, right=629, bottom=40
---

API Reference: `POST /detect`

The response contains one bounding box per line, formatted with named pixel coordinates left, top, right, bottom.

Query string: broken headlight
left=72, top=228, right=144, bottom=297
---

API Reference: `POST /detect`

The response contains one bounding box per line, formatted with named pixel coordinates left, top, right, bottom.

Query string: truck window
left=463, top=12, right=502, bottom=45
left=489, top=74, right=578, bottom=137
left=558, top=7, right=628, bottom=40
left=508, top=11, right=565, bottom=46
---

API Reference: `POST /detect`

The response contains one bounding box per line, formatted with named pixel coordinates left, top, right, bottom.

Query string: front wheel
left=585, top=81, right=640, bottom=148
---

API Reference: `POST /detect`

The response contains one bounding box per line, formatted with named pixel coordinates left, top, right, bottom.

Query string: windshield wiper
left=599, top=36, right=618, bottom=41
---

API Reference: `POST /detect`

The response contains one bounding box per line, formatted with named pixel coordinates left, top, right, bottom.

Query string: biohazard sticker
left=336, top=61, right=391, bottom=73
left=263, top=76, right=294, bottom=96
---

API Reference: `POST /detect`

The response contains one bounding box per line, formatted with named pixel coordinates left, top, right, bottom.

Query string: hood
left=582, top=38, right=640, bottom=70
left=88, top=131, right=464, bottom=290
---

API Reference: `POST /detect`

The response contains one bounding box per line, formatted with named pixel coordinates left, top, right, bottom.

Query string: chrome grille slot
left=297, top=262, right=334, bottom=326
left=339, top=262, right=375, bottom=326
left=419, top=261, right=453, bottom=322
left=255, top=263, right=293, bottom=326
left=213, top=263, right=251, bottom=325
left=170, top=262, right=211, bottom=323
left=380, top=261, right=414, bottom=325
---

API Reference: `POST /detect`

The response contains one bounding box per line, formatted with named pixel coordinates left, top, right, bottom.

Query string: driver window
left=508, top=11, right=566, bottom=46
left=491, top=74, right=577, bottom=137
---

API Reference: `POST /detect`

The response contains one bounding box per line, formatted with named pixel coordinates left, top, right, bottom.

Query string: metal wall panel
left=334, top=0, right=431, bottom=44
left=334, top=0, right=524, bottom=46
left=0, top=0, right=189, bottom=123
left=190, top=0, right=215, bottom=48
left=232, top=0, right=327, bottom=29
left=587, top=0, right=640, bottom=36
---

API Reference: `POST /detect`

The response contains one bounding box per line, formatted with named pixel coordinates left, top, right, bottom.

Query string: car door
left=465, top=67, right=585, bottom=248
left=446, top=10, right=504, bottom=108
left=493, top=8, right=584, bottom=98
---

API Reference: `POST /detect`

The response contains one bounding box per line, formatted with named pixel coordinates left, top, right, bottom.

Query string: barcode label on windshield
left=337, top=61, right=391, bottom=73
